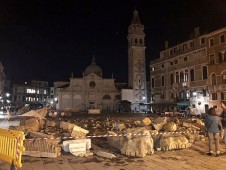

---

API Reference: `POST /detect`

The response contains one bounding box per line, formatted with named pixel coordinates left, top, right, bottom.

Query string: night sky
left=1, top=0, right=226, bottom=83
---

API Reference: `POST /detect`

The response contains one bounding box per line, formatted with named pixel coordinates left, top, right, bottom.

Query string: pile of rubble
left=9, top=108, right=206, bottom=159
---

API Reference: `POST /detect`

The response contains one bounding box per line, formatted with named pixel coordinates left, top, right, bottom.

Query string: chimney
left=164, top=40, right=169, bottom=49
left=194, top=27, right=200, bottom=37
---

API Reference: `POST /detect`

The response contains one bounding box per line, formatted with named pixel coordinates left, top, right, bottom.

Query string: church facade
left=55, top=10, right=148, bottom=112
left=55, top=57, right=120, bottom=112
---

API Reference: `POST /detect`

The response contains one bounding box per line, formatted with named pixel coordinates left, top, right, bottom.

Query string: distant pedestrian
left=220, top=101, right=226, bottom=145
left=205, top=107, right=223, bottom=157
left=7, top=109, right=11, bottom=121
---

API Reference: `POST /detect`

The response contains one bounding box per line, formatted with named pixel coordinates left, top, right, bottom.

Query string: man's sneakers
left=216, top=153, right=220, bottom=157
left=216, top=151, right=221, bottom=157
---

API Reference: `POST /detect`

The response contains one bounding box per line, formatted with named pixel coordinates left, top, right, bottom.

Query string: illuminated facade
left=55, top=57, right=120, bottom=112
left=122, top=9, right=147, bottom=111
left=150, top=27, right=226, bottom=114
left=207, top=28, right=226, bottom=112
left=12, top=80, right=49, bottom=108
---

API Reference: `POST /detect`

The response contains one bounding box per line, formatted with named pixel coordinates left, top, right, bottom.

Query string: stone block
left=63, top=139, right=91, bottom=152
left=159, top=134, right=191, bottom=151
left=163, top=122, right=177, bottom=132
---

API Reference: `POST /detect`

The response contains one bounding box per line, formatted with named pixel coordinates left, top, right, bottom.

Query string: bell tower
left=127, top=9, right=147, bottom=105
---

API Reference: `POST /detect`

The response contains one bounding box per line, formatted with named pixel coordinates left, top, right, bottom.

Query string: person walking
left=205, top=107, right=223, bottom=157
left=220, top=101, right=226, bottom=145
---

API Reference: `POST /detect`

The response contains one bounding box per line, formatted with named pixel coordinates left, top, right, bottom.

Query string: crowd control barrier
left=0, top=128, right=25, bottom=168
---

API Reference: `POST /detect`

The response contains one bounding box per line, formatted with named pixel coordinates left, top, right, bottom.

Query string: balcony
left=173, top=81, right=190, bottom=89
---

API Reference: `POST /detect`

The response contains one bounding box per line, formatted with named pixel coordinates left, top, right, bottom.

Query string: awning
left=143, top=102, right=190, bottom=106
left=145, top=102, right=177, bottom=106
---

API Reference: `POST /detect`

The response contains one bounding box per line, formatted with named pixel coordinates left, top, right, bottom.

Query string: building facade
left=149, top=27, right=224, bottom=114
left=55, top=57, right=121, bottom=112
left=122, top=9, right=147, bottom=111
left=12, top=80, right=49, bottom=109
left=207, top=28, right=226, bottom=112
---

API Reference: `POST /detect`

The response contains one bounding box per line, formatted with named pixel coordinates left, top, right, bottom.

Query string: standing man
left=220, top=101, right=226, bottom=145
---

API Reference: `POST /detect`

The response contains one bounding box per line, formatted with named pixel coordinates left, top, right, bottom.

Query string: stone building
left=12, top=80, right=49, bottom=109
left=207, top=27, right=226, bottom=112
left=121, top=9, right=147, bottom=112
left=55, top=57, right=120, bottom=112
left=149, top=27, right=217, bottom=114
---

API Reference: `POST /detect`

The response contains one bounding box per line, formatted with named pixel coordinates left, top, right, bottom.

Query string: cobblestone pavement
left=0, top=140, right=226, bottom=170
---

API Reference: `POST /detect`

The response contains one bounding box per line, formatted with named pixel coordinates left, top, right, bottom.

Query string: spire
left=91, top=55, right=96, bottom=65
left=131, top=9, right=141, bottom=25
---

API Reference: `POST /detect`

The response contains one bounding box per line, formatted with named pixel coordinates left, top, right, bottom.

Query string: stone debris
left=63, top=139, right=91, bottom=152
left=9, top=106, right=208, bottom=159
left=108, top=128, right=154, bottom=158
left=23, top=138, right=61, bottom=158
left=182, top=122, right=200, bottom=130
left=71, top=125, right=89, bottom=138
left=112, top=123, right=126, bottom=131
left=29, top=131, right=54, bottom=139
left=46, top=120, right=56, bottom=127
left=60, top=121, right=75, bottom=131
left=163, top=122, right=177, bottom=132
left=159, top=134, right=191, bottom=151
left=20, top=118, right=40, bottom=132
left=120, top=128, right=154, bottom=157
left=141, top=117, right=152, bottom=126
left=152, top=117, right=168, bottom=131
left=95, top=151, right=116, bottom=159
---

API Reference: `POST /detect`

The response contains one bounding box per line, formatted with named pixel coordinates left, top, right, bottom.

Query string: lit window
left=27, top=89, right=36, bottom=93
